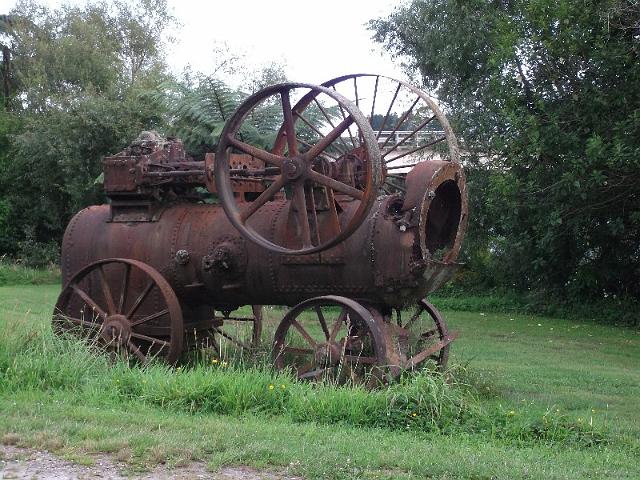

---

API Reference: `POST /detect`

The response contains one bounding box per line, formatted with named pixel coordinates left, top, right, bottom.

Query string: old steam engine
left=54, top=74, right=468, bottom=384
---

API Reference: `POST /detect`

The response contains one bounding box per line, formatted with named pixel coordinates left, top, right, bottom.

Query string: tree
left=370, top=0, right=640, bottom=301
left=0, top=0, right=173, bottom=264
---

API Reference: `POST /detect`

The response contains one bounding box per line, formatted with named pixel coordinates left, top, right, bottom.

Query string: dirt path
left=0, top=445, right=301, bottom=480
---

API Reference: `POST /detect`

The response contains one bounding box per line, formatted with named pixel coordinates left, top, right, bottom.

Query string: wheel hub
left=282, top=157, right=306, bottom=181
left=101, top=314, right=131, bottom=345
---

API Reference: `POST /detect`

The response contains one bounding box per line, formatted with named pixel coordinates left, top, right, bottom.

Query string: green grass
left=1, top=284, right=639, bottom=479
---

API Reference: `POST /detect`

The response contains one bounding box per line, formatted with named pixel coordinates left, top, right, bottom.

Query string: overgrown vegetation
left=0, top=291, right=613, bottom=448
left=1, top=285, right=639, bottom=478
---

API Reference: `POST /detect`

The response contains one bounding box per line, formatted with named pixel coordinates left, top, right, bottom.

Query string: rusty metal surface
left=56, top=74, right=469, bottom=378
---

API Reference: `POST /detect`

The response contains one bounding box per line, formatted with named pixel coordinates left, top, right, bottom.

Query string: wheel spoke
left=281, top=90, right=299, bottom=157
left=407, top=340, right=448, bottom=369
left=379, top=95, right=420, bottom=150
left=226, top=135, right=284, bottom=167
left=326, top=188, right=342, bottom=235
left=303, top=115, right=354, bottom=162
left=70, top=284, right=107, bottom=319
left=353, top=76, right=359, bottom=107
left=384, top=180, right=406, bottom=193
left=420, top=328, right=439, bottom=339
left=117, top=263, right=130, bottom=314
left=130, top=308, right=169, bottom=327
left=385, top=136, right=447, bottom=164
left=343, top=354, right=377, bottom=364
left=315, top=306, right=330, bottom=339
left=213, top=327, right=251, bottom=350
left=295, top=110, right=327, bottom=140
left=97, top=265, right=116, bottom=315
left=311, top=98, right=351, bottom=153
left=284, top=346, right=315, bottom=356
left=308, top=170, right=364, bottom=200
left=129, top=332, right=171, bottom=348
left=331, top=85, right=357, bottom=147
left=240, top=175, right=286, bottom=221
left=295, top=362, right=316, bottom=376
left=386, top=173, right=407, bottom=179
left=56, top=315, right=101, bottom=330
left=297, top=137, right=339, bottom=161
left=382, top=114, right=436, bottom=159
left=127, top=341, right=148, bottom=363
left=290, top=319, right=318, bottom=348
left=329, top=308, right=346, bottom=342
left=299, top=368, right=327, bottom=380
left=386, top=162, right=420, bottom=171
left=369, top=75, right=380, bottom=122
left=126, top=281, right=154, bottom=319
left=404, top=309, right=422, bottom=330
left=292, top=183, right=313, bottom=248
left=376, top=83, right=401, bottom=140
left=307, top=183, right=321, bottom=246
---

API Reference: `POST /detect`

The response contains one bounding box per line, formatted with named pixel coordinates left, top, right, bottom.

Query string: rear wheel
left=399, top=299, right=452, bottom=370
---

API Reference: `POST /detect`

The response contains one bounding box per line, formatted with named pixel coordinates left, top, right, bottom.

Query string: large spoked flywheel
left=213, top=83, right=383, bottom=255
left=281, top=74, right=460, bottom=196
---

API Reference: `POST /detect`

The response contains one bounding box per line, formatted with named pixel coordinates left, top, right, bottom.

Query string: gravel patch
left=0, top=445, right=301, bottom=479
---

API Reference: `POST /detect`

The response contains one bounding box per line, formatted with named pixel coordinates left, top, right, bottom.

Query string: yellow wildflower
left=280, top=384, right=286, bottom=389
left=507, top=410, right=516, bottom=417
left=268, top=384, right=275, bottom=390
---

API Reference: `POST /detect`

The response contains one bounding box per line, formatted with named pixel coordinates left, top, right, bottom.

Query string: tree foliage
left=0, top=0, right=295, bottom=265
left=371, top=0, right=640, bottom=301
left=152, top=75, right=285, bottom=158
left=0, top=0, right=172, bottom=264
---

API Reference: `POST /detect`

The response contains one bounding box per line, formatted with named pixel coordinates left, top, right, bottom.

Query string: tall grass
left=0, top=312, right=607, bottom=448
left=0, top=258, right=61, bottom=286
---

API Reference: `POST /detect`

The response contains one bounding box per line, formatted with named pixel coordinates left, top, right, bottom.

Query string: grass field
left=1, top=284, right=639, bottom=479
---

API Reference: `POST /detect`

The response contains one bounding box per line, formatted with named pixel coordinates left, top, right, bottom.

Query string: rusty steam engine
left=54, top=74, right=468, bottom=384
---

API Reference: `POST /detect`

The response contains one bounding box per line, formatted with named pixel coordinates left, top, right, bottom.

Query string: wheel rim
left=214, top=82, right=383, bottom=255
left=272, top=296, right=387, bottom=385
left=401, top=299, right=450, bottom=370
left=53, top=258, right=183, bottom=364
left=280, top=74, right=460, bottom=196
